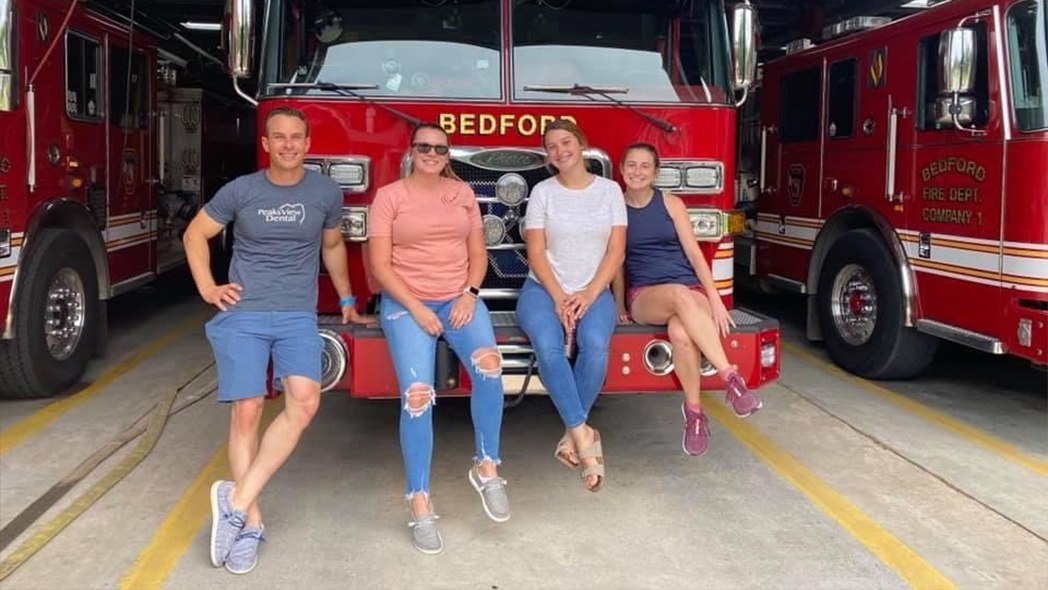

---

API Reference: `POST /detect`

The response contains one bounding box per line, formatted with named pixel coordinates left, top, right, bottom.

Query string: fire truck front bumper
left=316, top=308, right=780, bottom=399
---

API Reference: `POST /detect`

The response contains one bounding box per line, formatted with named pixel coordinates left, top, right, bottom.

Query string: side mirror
left=937, top=27, right=979, bottom=132
left=939, top=28, right=976, bottom=94
left=731, top=2, right=758, bottom=94
left=224, top=0, right=254, bottom=79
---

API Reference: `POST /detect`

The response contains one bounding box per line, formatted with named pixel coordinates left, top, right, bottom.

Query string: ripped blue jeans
left=379, top=294, right=504, bottom=496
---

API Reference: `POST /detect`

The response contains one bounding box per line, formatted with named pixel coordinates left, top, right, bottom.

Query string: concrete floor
left=0, top=285, right=1045, bottom=589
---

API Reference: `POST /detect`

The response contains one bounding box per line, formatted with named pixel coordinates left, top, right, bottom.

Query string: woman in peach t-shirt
left=369, top=123, right=508, bottom=555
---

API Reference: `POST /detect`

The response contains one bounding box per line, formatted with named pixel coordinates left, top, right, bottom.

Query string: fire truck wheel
left=816, top=229, right=938, bottom=380
left=0, top=229, right=100, bottom=398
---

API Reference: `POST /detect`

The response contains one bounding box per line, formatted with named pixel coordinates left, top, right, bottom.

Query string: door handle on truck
left=885, top=103, right=909, bottom=203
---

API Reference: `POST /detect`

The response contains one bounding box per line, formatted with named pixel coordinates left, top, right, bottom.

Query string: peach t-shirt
left=370, top=177, right=483, bottom=301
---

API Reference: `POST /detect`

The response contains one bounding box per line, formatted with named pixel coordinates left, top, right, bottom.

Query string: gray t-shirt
left=524, top=175, right=628, bottom=292
left=204, top=170, right=342, bottom=312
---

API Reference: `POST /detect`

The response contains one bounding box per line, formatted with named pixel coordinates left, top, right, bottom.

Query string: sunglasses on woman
left=412, top=142, right=450, bottom=155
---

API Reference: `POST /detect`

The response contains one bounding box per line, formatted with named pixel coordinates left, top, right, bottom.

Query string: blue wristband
left=339, top=296, right=356, bottom=307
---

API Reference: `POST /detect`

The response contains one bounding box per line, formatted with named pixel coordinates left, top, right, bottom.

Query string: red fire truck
left=739, top=0, right=1047, bottom=378
left=224, top=0, right=781, bottom=398
left=0, top=0, right=252, bottom=398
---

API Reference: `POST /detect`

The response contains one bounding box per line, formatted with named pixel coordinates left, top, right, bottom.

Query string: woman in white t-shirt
left=516, top=119, right=627, bottom=492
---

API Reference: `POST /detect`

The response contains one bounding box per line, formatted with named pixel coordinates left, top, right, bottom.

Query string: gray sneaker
left=467, top=466, right=510, bottom=523
left=224, top=525, right=265, bottom=575
left=408, top=512, right=444, bottom=555
left=209, top=480, right=246, bottom=567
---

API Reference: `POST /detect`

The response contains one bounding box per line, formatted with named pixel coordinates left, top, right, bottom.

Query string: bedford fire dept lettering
left=439, top=113, right=577, bottom=136
left=921, top=157, right=986, bottom=182
left=258, top=203, right=306, bottom=224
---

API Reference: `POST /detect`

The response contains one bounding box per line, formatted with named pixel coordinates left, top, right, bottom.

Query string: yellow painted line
left=705, top=398, right=956, bottom=590
left=0, top=311, right=208, bottom=456
left=783, top=341, right=1048, bottom=477
left=120, top=400, right=281, bottom=590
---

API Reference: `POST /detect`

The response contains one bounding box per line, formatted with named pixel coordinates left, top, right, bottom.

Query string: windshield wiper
left=267, top=81, right=422, bottom=127
left=523, top=83, right=676, bottom=133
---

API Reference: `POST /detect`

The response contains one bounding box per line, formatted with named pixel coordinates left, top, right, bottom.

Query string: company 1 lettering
left=439, top=113, right=577, bottom=136
left=921, top=207, right=973, bottom=225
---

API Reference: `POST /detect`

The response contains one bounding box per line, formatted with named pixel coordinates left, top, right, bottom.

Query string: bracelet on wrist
left=339, top=296, right=356, bottom=307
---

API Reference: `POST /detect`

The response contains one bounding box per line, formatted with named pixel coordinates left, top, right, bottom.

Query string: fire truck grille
left=450, top=158, right=605, bottom=293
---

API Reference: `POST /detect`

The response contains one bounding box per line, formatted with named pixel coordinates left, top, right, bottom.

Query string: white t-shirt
left=524, top=175, right=628, bottom=292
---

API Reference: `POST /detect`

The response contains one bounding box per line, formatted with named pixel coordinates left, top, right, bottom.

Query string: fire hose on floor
left=0, top=364, right=217, bottom=581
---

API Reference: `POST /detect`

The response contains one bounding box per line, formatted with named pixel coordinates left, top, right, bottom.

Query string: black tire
left=816, top=229, right=938, bottom=379
left=0, top=230, right=100, bottom=398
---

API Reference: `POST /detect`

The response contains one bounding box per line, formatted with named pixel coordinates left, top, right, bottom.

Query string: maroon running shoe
left=681, top=402, right=711, bottom=456
left=724, top=371, right=763, bottom=417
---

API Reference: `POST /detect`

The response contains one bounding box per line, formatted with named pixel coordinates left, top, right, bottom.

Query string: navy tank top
left=625, top=190, right=696, bottom=288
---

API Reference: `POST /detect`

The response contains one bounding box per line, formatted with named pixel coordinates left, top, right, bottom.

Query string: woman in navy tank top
left=612, top=144, right=762, bottom=456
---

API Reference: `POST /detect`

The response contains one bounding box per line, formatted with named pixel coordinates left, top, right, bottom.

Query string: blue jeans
left=379, top=294, right=504, bottom=496
left=516, top=279, right=616, bottom=428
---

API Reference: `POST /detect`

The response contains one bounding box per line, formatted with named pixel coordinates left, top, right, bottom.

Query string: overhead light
left=181, top=21, right=221, bottom=31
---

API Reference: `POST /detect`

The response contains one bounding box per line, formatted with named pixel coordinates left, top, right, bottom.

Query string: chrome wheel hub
left=830, top=263, right=877, bottom=346
left=44, top=268, right=86, bottom=361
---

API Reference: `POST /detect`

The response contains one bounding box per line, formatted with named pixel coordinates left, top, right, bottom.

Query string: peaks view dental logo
left=259, top=203, right=306, bottom=224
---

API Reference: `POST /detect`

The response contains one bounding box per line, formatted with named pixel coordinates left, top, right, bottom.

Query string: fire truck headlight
left=303, top=160, right=324, bottom=174
left=0, top=228, right=10, bottom=258
left=329, top=162, right=368, bottom=192
left=482, top=215, right=506, bottom=246
left=341, top=207, right=368, bottom=242
left=687, top=208, right=722, bottom=241
left=495, top=173, right=528, bottom=206
left=654, top=167, right=682, bottom=189
left=684, top=163, right=723, bottom=191
left=761, top=342, right=777, bottom=368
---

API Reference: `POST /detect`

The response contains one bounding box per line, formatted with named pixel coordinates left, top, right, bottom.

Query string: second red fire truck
left=224, top=0, right=781, bottom=398
left=739, top=0, right=1047, bottom=378
left=0, top=0, right=253, bottom=397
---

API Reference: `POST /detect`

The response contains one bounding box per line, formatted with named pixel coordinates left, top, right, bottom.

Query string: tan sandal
left=553, top=434, right=579, bottom=470
left=577, top=429, right=605, bottom=492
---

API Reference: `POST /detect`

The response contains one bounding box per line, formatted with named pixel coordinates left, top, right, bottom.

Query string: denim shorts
left=204, top=310, right=322, bottom=402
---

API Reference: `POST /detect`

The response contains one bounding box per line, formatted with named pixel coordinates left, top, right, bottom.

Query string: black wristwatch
left=464, top=285, right=481, bottom=299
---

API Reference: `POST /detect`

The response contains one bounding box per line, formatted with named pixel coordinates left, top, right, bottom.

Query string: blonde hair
left=410, top=123, right=462, bottom=181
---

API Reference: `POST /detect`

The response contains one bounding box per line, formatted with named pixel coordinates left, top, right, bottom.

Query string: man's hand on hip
left=203, top=283, right=243, bottom=311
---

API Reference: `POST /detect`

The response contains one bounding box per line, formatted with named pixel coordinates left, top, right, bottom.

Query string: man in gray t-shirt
left=204, top=168, right=342, bottom=311
left=182, top=106, right=365, bottom=575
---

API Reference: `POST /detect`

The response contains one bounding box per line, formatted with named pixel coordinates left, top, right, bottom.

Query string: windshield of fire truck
left=512, top=0, right=732, bottom=104
left=1007, top=0, right=1048, bottom=131
left=261, top=0, right=502, bottom=99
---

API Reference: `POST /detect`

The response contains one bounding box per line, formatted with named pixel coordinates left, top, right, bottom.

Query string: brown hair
left=263, top=106, right=310, bottom=136
left=542, top=118, right=588, bottom=174
left=410, top=122, right=461, bottom=181
left=622, top=142, right=660, bottom=167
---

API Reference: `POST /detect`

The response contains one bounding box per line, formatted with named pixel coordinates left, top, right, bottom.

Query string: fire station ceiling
left=90, top=0, right=930, bottom=81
